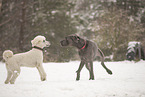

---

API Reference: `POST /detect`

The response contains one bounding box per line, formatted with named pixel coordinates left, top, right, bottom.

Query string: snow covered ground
left=0, top=61, right=145, bottom=97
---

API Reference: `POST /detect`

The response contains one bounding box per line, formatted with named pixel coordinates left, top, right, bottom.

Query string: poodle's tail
left=3, top=50, right=13, bottom=61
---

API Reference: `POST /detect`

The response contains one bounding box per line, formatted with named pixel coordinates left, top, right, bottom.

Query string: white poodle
left=3, top=35, right=50, bottom=84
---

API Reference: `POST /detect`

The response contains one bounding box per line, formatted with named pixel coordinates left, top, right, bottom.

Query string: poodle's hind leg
left=5, top=70, right=13, bottom=84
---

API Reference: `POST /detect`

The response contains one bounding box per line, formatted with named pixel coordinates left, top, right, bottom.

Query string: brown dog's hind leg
left=89, top=61, right=94, bottom=80
left=85, top=61, right=94, bottom=80
left=98, top=48, right=112, bottom=75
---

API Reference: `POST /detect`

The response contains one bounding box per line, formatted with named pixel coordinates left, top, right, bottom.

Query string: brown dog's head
left=60, top=35, right=86, bottom=49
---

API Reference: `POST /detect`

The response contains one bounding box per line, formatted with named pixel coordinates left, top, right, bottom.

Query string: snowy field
left=0, top=61, right=145, bottom=97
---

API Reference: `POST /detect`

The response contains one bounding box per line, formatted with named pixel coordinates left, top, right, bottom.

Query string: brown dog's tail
left=98, top=48, right=112, bottom=75
left=3, top=50, right=13, bottom=61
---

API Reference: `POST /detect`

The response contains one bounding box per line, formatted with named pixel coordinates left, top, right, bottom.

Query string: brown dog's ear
left=76, top=36, right=80, bottom=40
left=72, top=36, right=80, bottom=43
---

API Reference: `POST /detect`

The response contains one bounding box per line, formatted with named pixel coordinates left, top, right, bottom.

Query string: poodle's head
left=31, top=35, right=50, bottom=48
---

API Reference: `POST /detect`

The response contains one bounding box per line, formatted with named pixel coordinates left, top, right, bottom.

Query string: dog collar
left=32, top=46, right=43, bottom=51
left=80, top=40, right=86, bottom=50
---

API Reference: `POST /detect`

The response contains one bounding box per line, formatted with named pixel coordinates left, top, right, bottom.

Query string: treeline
left=0, top=0, right=145, bottom=62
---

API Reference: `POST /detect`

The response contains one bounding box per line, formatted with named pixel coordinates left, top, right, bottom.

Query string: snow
left=0, top=61, right=145, bottom=97
left=128, top=41, right=140, bottom=47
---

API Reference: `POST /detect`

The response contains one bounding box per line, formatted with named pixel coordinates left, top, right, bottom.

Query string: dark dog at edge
left=60, top=35, right=112, bottom=81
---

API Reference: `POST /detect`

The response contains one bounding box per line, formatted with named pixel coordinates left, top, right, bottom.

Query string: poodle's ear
left=31, top=40, right=35, bottom=47
left=31, top=39, right=40, bottom=46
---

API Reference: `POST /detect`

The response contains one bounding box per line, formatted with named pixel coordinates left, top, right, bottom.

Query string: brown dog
left=60, top=35, right=112, bottom=80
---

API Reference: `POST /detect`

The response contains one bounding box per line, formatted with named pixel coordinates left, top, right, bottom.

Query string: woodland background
left=0, top=0, right=145, bottom=62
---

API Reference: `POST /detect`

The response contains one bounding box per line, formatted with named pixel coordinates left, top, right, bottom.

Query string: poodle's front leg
left=37, top=64, right=46, bottom=81
left=10, top=70, right=20, bottom=84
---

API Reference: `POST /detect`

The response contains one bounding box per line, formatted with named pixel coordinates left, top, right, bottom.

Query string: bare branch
left=0, top=11, right=18, bottom=27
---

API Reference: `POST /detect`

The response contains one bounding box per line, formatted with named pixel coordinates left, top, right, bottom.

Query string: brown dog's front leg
left=76, top=61, right=85, bottom=81
left=89, top=61, right=94, bottom=80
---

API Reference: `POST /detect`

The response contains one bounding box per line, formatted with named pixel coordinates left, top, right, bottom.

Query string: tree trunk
left=19, top=1, right=26, bottom=51
left=0, top=0, right=2, bottom=13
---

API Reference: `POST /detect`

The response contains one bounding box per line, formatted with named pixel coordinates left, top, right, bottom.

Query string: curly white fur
left=3, top=35, right=50, bottom=84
